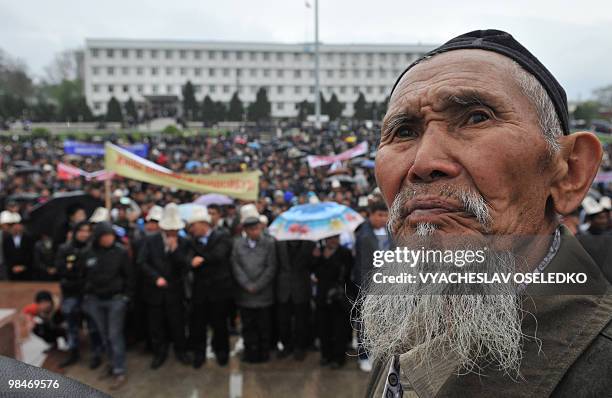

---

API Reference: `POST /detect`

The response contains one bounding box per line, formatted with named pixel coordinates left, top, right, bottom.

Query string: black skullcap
left=390, top=29, right=570, bottom=135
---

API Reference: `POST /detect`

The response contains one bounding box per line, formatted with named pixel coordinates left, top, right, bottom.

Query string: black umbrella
left=27, top=191, right=102, bottom=236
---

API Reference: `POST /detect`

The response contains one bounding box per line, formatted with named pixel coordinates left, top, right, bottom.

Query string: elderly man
left=363, top=30, right=611, bottom=397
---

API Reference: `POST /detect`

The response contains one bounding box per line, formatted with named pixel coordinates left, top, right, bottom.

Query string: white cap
left=582, top=196, right=606, bottom=216
left=145, top=205, right=163, bottom=222
left=187, top=206, right=211, bottom=224
left=9, top=212, right=21, bottom=224
left=240, top=204, right=260, bottom=221
left=0, top=210, right=13, bottom=225
left=331, top=179, right=341, bottom=189
left=601, top=196, right=611, bottom=211
left=89, top=207, right=110, bottom=223
left=159, top=203, right=186, bottom=230
left=259, top=215, right=269, bottom=226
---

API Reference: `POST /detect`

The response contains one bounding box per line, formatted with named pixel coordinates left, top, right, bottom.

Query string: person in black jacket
left=137, top=203, right=191, bottom=369
left=55, top=221, right=103, bottom=369
left=275, top=240, right=315, bottom=360
left=313, top=235, right=353, bottom=368
left=187, top=207, right=234, bottom=368
left=80, top=222, right=133, bottom=391
left=2, top=212, right=35, bottom=280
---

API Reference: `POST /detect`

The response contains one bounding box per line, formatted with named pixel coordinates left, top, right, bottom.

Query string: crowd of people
left=1, top=124, right=611, bottom=391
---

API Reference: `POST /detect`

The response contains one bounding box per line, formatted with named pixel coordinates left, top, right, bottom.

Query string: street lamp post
left=314, top=0, right=321, bottom=128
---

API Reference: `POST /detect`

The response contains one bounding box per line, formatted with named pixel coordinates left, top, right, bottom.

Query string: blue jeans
left=61, top=297, right=103, bottom=355
left=82, top=295, right=128, bottom=375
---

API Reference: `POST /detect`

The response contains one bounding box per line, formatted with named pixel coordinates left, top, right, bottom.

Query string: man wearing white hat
left=0, top=210, right=13, bottom=279
left=2, top=212, right=34, bottom=280
left=137, top=203, right=191, bottom=369
left=186, top=206, right=233, bottom=368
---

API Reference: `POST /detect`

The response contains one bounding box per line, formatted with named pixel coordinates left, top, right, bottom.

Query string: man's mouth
left=405, top=196, right=464, bottom=223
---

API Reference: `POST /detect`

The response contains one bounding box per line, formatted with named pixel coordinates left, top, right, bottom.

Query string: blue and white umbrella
left=269, top=202, right=365, bottom=241
left=178, top=203, right=207, bottom=222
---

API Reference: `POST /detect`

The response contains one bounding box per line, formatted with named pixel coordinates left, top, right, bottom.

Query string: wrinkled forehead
left=389, top=49, right=523, bottom=111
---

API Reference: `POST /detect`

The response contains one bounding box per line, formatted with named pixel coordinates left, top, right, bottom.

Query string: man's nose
left=407, top=125, right=461, bottom=183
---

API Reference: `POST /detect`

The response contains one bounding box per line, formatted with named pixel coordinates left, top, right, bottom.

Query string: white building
left=84, top=39, right=436, bottom=118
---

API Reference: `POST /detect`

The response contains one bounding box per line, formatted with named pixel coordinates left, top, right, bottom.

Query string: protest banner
left=64, top=140, right=148, bottom=157
left=307, top=141, right=369, bottom=168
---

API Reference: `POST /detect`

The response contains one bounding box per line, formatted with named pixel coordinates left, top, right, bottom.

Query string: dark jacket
left=189, top=229, right=234, bottom=303
left=2, top=232, right=35, bottom=280
left=80, top=223, right=133, bottom=300
left=137, top=232, right=189, bottom=305
left=55, top=237, right=89, bottom=297
left=276, top=240, right=316, bottom=304
left=313, top=245, right=353, bottom=306
left=366, top=226, right=612, bottom=398
left=231, top=235, right=277, bottom=308
left=354, top=220, right=380, bottom=287
left=33, top=238, right=56, bottom=281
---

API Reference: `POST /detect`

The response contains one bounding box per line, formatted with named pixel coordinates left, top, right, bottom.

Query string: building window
left=108, top=85, right=114, bottom=93
left=91, top=49, right=99, bottom=57
left=379, top=53, right=387, bottom=62
left=209, top=50, right=216, bottom=60
left=107, top=49, right=114, bottom=58
left=251, top=86, right=257, bottom=93
left=236, top=69, right=242, bottom=77
left=166, top=67, right=173, bottom=76
left=380, top=69, right=387, bottom=78
left=392, top=54, right=399, bottom=63
left=136, top=49, right=143, bottom=58
left=195, top=85, right=202, bottom=93
left=309, top=86, right=315, bottom=94
left=326, top=70, right=333, bottom=78
left=210, top=85, right=216, bottom=93
left=326, top=86, right=333, bottom=94
left=123, top=85, right=129, bottom=93
left=194, top=50, right=201, bottom=59
left=353, top=70, right=360, bottom=78
left=340, top=86, right=346, bottom=94
left=209, top=68, right=216, bottom=77
left=180, top=67, right=187, bottom=76
left=166, top=85, right=173, bottom=93
left=136, top=67, right=143, bottom=75
left=122, top=49, right=129, bottom=58
left=294, top=70, right=301, bottom=78
left=276, top=52, right=283, bottom=61
left=195, top=68, right=202, bottom=76
left=309, top=70, right=314, bottom=78
left=379, top=86, right=386, bottom=94
left=94, top=102, right=102, bottom=110
left=295, top=86, right=301, bottom=94
left=366, top=70, right=373, bottom=78
left=263, top=69, right=270, bottom=77
left=277, top=103, right=284, bottom=110
left=222, top=51, right=229, bottom=60
left=179, top=50, right=186, bottom=59
left=250, top=69, right=257, bottom=77
left=137, top=85, right=143, bottom=93
left=277, top=70, right=284, bottom=78
left=326, top=53, right=334, bottom=62
left=263, top=52, right=270, bottom=61
left=223, top=68, right=230, bottom=77
left=236, top=51, right=243, bottom=60
left=151, top=50, right=158, bottom=59
left=339, top=70, right=346, bottom=78
left=151, top=67, right=158, bottom=76
left=122, top=66, right=129, bottom=75
left=107, top=66, right=114, bottom=75
left=366, top=86, right=373, bottom=94
left=294, top=53, right=302, bottom=61
left=152, top=85, right=158, bottom=94
left=92, top=66, right=99, bottom=75
left=93, top=84, right=99, bottom=92
left=277, top=86, right=283, bottom=94
left=165, top=49, right=173, bottom=59
left=223, top=85, right=230, bottom=93
left=250, top=52, right=257, bottom=61
left=353, top=86, right=359, bottom=94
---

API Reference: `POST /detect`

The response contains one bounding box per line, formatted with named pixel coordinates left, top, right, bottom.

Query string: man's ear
left=550, top=131, right=602, bottom=215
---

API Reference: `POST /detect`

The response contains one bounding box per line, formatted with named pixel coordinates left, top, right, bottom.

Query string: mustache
left=388, top=184, right=492, bottom=233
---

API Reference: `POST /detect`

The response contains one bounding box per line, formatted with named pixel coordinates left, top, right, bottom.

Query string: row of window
left=93, top=83, right=388, bottom=96
left=91, top=48, right=418, bottom=64
left=91, top=65, right=402, bottom=79
left=93, top=100, right=347, bottom=112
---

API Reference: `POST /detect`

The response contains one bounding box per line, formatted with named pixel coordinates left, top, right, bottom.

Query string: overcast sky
left=1, top=0, right=610, bottom=100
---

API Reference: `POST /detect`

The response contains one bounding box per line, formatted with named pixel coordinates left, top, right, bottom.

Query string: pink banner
left=594, top=171, right=612, bottom=184
left=57, top=163, right=115, bottom=181
left=307, top=141, right=369, bottom=168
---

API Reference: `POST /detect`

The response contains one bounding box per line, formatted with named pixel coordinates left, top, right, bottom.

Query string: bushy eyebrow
left=381, top=112, right=414, bottom=137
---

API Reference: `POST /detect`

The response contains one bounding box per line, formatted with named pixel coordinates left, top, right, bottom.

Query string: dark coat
left=313, top=245, right=353, bottom=306
left=354, top=220, right=380, bottom=287
left=137, top=232, right=189, bottom=305
left=366, top=227, right=612, bottom=398
left=2, top=233, right=35, bottom=280
left=55, top=239, right=88, bottom=297
left=275, top=240, right=316, bottom=304
left=189, top=229, right=234, bottom=303
left=231, top=235, right=277, bottom=308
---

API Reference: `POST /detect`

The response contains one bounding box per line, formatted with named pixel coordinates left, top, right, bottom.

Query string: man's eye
left=395, top=127, right=418, bottom=139
left=466, top=111, right=490, bottom=125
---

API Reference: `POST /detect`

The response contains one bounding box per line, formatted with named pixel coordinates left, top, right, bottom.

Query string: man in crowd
left=22, top=290, right=65, bottom=351
left=354, top=201, right=388, bottom=372
left=231, top=207, right=277, bottom=363
left=187, top=206, right=233, bottom=368
left=81, top=221, right=133, bottom=390
left=364, top=29, right=612, bottom=397
left=2, top=211, right=34, bottom=280
left=55, top=221, right=103, bottom=369
left=275, top=239, right=315, bottom=360
left=138, top=203, right=191, bottom=369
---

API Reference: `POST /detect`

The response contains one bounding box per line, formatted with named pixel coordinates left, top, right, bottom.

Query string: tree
left=182, top=80, right=198, bottom=120
left=44, top=49, right=81, bottom=84
left=325, top=93, right=344, bottom=120
left=201, top=95, right=216, bottom=125
left=247, top=87, right=271, bottom=122
left=295, top=100, right=314, bottom=122
left=214, top=101, right=227, bottom=121
left=227, top=92, right=244, bottom=121
left=353, top=92, right=368, bottom=120
left=594, top=85, right=612, bottom=107
left=573, top=101, right=600, bottom=125
left=124, top=97, right=138, bottom=123
left=75, top=97, right=93, bottom=122
left=106, top=96, right=123, bottom=122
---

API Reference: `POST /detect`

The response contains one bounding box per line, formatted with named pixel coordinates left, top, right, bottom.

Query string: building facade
left=84, top=39, right=436, bottom=118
